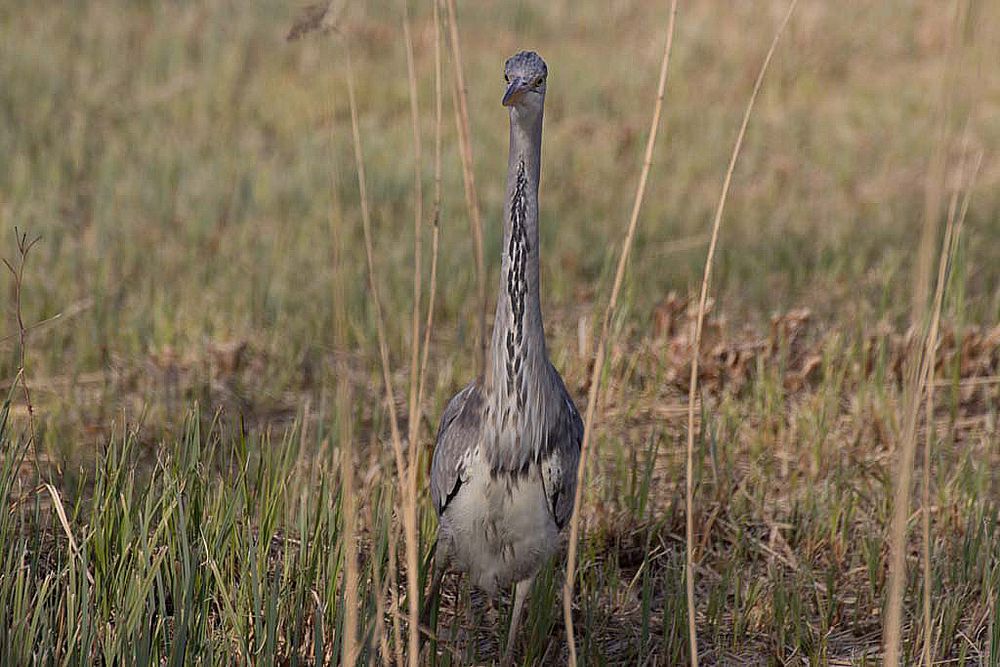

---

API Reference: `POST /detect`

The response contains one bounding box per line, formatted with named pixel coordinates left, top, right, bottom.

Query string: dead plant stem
left=884, top=147, right=981, bottom=666
left=345, top=45, right=419, bottom=666
left=401, top=0, right=423, bottom=661
left=683, top=2, right=799, bottom=663
left=562, top=3, right=679, bottom=664
left=326, top=57, right=358, bottom=666
left=417, top=0, right=445, bottom=466
left=3, top=229, right=44, bottom=476
left=443, top=0, right=486, bottom=375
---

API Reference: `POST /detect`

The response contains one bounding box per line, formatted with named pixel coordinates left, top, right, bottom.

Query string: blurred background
left=0, top=0, right=998, bottom=663
left=0, top=2, right=1000, bottom=438
left=1, top=1, right=997, bottom=445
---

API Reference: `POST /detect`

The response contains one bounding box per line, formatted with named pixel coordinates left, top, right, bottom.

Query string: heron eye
left=504, top=73, right=509, bottom=83
left=535, top=77, right=544, bottom=87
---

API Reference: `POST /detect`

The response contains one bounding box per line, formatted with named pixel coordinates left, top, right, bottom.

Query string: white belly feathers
left=439, top=449, right=560, bottom=594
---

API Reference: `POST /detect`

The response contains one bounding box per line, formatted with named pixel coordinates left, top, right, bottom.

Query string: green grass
left=1, top=0, right=998, bottom=663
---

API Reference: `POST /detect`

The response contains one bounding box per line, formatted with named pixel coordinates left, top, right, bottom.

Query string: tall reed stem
left=888, top=149, right=980, bottom=666
left=345, top=45, right=419, bottom=666
left=683, top=3, right=798, bottom=663
left=325, top=63, right=358, bottom=665
left=416, top=0, right=445, bottom=456
left=443, top=0, right=486, bottom=375
left=562, top=4, right=679, bottom=664
left=400, top=0, right=423, bottom=661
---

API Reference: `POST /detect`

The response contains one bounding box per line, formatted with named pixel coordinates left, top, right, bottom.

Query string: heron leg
left=503, top=575, right=534, bottom=665
left=467, top=585, right=487, bottom=627
left=421, top=539, right=451, bottom=650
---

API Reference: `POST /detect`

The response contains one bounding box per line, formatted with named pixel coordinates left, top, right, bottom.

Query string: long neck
left=487, top=107, right=546, bottom=395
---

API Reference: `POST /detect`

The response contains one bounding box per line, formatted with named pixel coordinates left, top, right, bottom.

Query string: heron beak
left=502, top=78, right=529, bottom=107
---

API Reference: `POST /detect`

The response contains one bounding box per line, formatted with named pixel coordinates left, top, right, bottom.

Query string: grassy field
left=1, top=0, right=998, bottom=664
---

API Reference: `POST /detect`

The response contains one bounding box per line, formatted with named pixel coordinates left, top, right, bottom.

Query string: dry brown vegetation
left=1, top=0, right=998, bottom=664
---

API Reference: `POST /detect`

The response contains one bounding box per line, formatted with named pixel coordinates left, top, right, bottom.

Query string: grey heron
left=426, top=50, right=583, bottom=662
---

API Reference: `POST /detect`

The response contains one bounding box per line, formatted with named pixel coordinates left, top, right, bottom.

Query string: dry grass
left=345, top=42, right=420, bottom=664
left=0, top=0, right=998, bottom=664
left=563, top=2, right=679, bottom=664
left=684, top=4, right=800, bottom=664
left=443, top=0, right=487, bottom=375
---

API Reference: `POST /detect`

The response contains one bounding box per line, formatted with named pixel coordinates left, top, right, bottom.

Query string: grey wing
left=430, top=381, right=483, bottom=516
left=541, top=371, right=583, bottom=529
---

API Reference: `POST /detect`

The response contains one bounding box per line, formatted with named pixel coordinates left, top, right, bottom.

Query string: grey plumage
left=427, top=51, right=582, bottom=661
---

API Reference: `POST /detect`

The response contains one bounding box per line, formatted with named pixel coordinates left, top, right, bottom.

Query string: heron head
left=502, top=51, right=547, bottom=110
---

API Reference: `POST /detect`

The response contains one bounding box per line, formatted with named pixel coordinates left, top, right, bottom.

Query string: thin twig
left=402, top=0, right=424, bottom=454
left=443, top=0, right=486, bottom=375
left=562, top=3, right=679, bottom=664
left=4, top=229, right=44, bottom=476
left=683, top=2, right=799, bottom=663
left=0, top=299, right=96, bottom=347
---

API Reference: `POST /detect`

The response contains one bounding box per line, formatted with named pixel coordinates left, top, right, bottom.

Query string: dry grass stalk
left=417, top=0, right=445, bottom=461
left=562, top=2, right=680, bottom=663
left=338, top=378, right=358, bottom=665
left=916, top=7, right=967, bottom=662
left=44, top=482, right=94, bottom=585
left=369, top=496, right=393, bottom=665
left=883, top=144, right=982, bottom=667
left=920, top=150, right=982, bottom=666
left=322, top=54, right=359, bottom=665
left=290, top=8, right=420, bottom=660
left=919, top=187, right=957, bottom=667
left=400, top=0, right=423, bottom=661
left=345, top=45, right=419, bottom=665
left=911, top=0, right=962, bottom=324
left=387, top=518, right=405, bottom=667
left=443, top=0, right=487, bottom=375
left=403, top=0, right=423, bottom=454
left=683, top=2, right=799, bottom=663
left=883, top=228, right=942, bottom=667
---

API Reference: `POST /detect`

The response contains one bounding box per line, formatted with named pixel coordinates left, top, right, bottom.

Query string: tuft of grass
left=0, top=404, right=399, bottom=664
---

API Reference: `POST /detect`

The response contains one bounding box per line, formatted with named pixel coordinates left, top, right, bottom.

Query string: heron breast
left=440, top=458, right=559, bottom=593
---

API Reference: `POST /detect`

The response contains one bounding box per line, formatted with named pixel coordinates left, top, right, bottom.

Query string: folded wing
left=430, top=382, right=483, bottom=516
left=540, top=371, right=583, bottom=529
